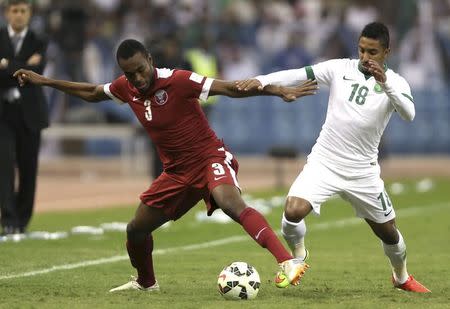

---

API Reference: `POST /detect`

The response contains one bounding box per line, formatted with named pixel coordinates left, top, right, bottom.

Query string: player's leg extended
left=110, top=202, right=168, bottom=292
left=212, top=184, right=292, bottom=263
left=282, top=197, right=312, bottom=260
left=211, top=185, right=308, bottom=287
left=365, top=218, right=430, bottom=293
left=282, top=158, right=338, bottom=260
left=206, top=148, right=308, bottom=286
left=346, top=174, right=430, bottom=293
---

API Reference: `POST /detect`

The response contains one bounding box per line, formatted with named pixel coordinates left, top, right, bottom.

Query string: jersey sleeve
left=172, top=70, right=214, bottom=102
left=103, top=75, right=128, bottom=105
left=307, top=59, right=345, bottom=86
left=381, top=73, right=415, bottom=121
left=256, top=59, right=345, bottom=88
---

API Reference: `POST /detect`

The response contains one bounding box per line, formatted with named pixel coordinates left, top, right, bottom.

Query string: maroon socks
left=239, top=207, right=292, bottom=263
left=126, top=235, right=156, bottom=287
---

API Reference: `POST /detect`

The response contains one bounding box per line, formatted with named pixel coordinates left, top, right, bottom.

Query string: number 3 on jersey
left=212, top=163, right=225, bottom=176
left=144, top=99, right=152, bottom=121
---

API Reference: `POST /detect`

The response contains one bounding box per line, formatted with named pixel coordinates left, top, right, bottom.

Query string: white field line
left=0, top=202, right=448, bottom=281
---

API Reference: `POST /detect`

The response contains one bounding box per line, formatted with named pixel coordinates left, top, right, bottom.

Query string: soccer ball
left=217, top=261, right=261, bottom=300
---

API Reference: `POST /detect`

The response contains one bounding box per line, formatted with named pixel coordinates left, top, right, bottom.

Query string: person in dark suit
left=0, top=0, right=48, bottom=235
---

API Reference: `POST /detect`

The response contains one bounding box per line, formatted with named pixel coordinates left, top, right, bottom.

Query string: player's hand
left=13, top=69, right=47, bottom=86
left=278, top=79, right=318, bottom=102
left=26, top=53, right=42, bottom=65
left=235, top=79, right=263, bottom=91
left=366, top=60, right=386, bottom=83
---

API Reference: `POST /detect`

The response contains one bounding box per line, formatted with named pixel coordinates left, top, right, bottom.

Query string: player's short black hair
left=360, top=22, right=390, bottom=49
left=116, top=39, right=149, bottom=62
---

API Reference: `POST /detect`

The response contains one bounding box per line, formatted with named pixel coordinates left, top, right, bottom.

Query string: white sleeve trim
left=103, top=83, right=126, bottom=105
left=156, top=68, right=174, bottom=79
left=189, top=72, right=203, bottom=83
left=200, top=78, right=214, bottom=101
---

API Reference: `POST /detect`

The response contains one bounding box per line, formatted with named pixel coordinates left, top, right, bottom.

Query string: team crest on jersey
left=374, top=83, right=383, bottom=93
left=154, top=89, right=168, bottom=105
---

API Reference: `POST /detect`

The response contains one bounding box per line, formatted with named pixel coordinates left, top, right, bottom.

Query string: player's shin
left=126, top=234, right=156, bottom=288
left=281, top=213, right=307, bottom=260
left=382, top=229, right=408, bottom=284
left=238, top=207, right=292, bottom=263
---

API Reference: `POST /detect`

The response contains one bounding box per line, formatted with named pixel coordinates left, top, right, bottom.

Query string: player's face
left=358, top=36, right=389, bottom=73
left=5, top=3, right=31, bottom=32
left=119, top=52, right=154, bottom=93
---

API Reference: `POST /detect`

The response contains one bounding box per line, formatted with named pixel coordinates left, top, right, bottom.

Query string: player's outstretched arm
left=209, top=79, right=317, bottom=102
left=267, top=79, right=318, bottom=102
left=235, top=68, right=307, bottom=91
left=235, top=78, right=264, bottom=92
left=13, top=69, right=109, bottom=102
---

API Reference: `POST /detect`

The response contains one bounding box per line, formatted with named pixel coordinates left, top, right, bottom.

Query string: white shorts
left=287, top=158, right=396, bottom=223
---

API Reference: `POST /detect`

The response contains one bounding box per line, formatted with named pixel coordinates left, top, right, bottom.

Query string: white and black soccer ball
left=217, top=261, right=261, bottom=300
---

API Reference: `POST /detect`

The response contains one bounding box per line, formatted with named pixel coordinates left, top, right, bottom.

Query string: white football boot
left=109, top=276, right=160, bottom=292
left=275, top=258, right=309, bottom=288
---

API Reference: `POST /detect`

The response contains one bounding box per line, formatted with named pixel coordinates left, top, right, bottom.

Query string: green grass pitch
left=0, top=178, right=449, bottom=308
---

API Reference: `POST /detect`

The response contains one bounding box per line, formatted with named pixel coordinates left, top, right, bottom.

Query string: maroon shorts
left=140, top=147, right=240, bottom=220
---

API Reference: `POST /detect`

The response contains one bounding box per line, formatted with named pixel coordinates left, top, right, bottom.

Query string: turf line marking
left=1, top=202, right=448, bottom=280
left=0, top=237, right=249, bottom=280
left=0, top=256, right=128, bottom=280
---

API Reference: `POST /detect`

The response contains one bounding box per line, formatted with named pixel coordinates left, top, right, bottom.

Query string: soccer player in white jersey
left=236, top=22, right=430, bottom=293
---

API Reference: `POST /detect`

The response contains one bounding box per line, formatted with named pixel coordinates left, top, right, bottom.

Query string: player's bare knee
left=126, top=220, right=147, bottom=242
left=126, top=221, right=137, bottom=237
left=219, top=198, right=245, bottom=221
left=284, top=197, right=310, bottom=222
left=213, top=186, right=245, bottom=219
left=368, top=219, right=399, bottom=244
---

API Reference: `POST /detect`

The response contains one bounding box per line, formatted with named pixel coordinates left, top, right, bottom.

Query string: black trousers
left=0, top=102, right=41, bottom=231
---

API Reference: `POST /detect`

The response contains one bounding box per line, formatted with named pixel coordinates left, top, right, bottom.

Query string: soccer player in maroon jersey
left=14, top=39, right=317, bottom=292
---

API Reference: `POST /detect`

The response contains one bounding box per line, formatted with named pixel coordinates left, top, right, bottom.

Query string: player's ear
left=147, top=54, right=153, bottom=65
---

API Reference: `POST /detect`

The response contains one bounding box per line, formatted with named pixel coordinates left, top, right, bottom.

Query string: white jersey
left=257, top=59, right=415, bottom=169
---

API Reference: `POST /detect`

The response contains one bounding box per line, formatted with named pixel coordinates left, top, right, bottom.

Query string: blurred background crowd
left=1, top=0, right=449, bottom=155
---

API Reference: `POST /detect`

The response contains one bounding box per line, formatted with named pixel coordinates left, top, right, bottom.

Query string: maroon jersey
left=104, top=68, right=223, bottom=173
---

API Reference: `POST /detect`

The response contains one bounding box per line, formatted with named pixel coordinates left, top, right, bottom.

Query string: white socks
left=282, top=213, right=409, bottom=283
left=382, top=229, right=409, bottom=284
left=281, top=213, right=307, bottom=260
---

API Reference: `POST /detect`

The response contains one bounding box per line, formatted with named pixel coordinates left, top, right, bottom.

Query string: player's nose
left=361, top=53, right=370, bottom=62
left=135, top=73, right=145, bottom=83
